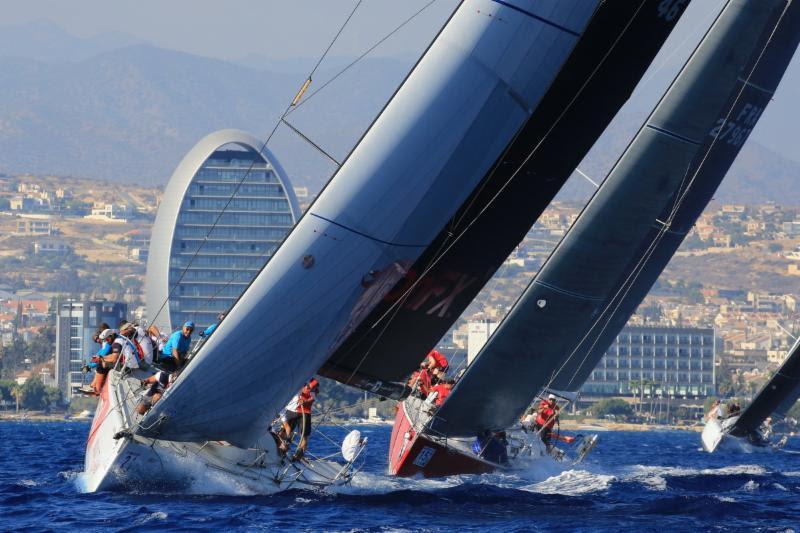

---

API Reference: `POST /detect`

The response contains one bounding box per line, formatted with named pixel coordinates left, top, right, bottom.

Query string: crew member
left=534, top=394, right=560, bottom=449
left=407, top=367, right=432, bottom=398
left=199, top=313, right=225, bottom=339
left=423, top=349, right=449, bottom=373
left=428, top=379, right=453, bottom=407
left=136, top=371, right=170, bottom=415
left=280, top=378, right=319, bottom=460
left=159, top=321, right=194, bottom=372
left=80, top=328, right=119, bottom=394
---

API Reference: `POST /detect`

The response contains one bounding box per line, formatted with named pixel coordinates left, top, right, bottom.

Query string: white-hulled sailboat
left=84, top=0, right=606, bottom=493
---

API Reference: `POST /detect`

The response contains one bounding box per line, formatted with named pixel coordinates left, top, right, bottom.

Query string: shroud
left=320, top=0, right=692, bottom=394
left=430, top=0, right=799, bottom=438
left=137, top=0, right=601, bottom=446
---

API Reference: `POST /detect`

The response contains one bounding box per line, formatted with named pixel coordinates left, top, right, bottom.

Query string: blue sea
left=2, top=421, right=800, bottom=531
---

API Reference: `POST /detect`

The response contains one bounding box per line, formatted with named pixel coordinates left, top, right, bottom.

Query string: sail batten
left=430, top=0, right=799, bottom=438
left=138, top=0, right=601, bottom=445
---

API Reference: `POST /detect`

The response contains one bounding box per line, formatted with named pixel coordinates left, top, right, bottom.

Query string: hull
left=388, top=398, right=588, bottom=478
left=389, top=401, right=495, bottom=477
left=84, top=370, right=361, bottom=493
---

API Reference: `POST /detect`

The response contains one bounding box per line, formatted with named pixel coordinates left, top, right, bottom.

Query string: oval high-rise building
left=146, top=129, right=300, bottom=333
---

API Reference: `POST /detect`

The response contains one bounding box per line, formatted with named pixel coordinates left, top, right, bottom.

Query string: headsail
left=138, top=0, right=601, bottom=446
left=730, top=337, right=800, bottom=437
left=319, top=0, right=692, bottom=394
left=430, top=0, right=797, bottom=437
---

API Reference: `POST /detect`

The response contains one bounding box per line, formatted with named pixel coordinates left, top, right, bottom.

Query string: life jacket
left=296, top=388, right=315, bottom=414
left=429, top=383, right=451, bottom=406
left=535, top=401, right=558, bottom=430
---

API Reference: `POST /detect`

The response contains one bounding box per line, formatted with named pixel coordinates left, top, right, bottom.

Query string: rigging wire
left=147, top=0, right=364, bottom=329
left=177, top=0, right=445, bottom=326
left=541, top=0, right=791, bottom=394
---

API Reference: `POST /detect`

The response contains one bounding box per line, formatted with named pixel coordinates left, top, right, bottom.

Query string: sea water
left=1, top=421, right=799, bottom=531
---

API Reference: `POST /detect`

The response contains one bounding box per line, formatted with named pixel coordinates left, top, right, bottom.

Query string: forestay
left=320, top=0, right=692, bottom=395
left=430, top=0, right=793, bottom=438
left=138, top=0, right=600, bottom=446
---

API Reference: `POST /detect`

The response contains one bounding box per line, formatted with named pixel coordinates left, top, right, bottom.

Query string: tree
left=20, top=378, right=47, bottom=410
left=592, top=398, right=634, bottom=420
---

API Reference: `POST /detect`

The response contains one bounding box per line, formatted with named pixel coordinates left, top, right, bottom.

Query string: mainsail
left=138, top=0, right=601, bottom=445
left=430, top=0, right=796, bottom=437
left=730, top=337, right=800, bottom=437
left=319, top=0, right=692, bottom=393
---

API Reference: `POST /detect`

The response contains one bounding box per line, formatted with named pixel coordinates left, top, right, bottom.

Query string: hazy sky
left=2, top=0, right=800, bottom=161
left=0, top=0, right=459, bottom=60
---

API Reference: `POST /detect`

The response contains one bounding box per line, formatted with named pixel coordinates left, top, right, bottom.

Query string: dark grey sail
left=430, top=0, right=797, bottom=437
left=319, top=0, right=691, bottom=396
left=730, top=337, right=800, bottom=437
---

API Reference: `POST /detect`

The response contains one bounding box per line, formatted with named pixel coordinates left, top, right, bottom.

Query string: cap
left=98, top=328, right=117, bottom=341
left=183, top=321, right=195, bottom=329
left=308, top=378, right=320, bottom=390
left=547, top=394, right=556, bottom=400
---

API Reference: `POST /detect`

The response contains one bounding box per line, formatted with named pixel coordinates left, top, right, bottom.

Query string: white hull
left=83, top=370, right=361, bottom=494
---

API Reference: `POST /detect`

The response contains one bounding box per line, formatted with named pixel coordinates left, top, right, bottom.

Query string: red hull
left=388, top=401, right=495, bottom=478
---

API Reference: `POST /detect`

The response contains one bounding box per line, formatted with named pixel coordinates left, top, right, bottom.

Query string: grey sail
left=731, top=336, right=800, bottom=437
left=138, top=0, right=601, bottom=446
left=429, top=0, right=794, bottom=438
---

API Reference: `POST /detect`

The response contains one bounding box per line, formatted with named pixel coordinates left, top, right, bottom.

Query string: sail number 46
left=658, top=0, right=688, bottom=22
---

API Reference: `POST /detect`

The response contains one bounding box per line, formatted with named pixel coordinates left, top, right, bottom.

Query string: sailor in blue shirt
left=160, top=321, right=194, bottom=372
left=199, top=313, right=225, bottom=339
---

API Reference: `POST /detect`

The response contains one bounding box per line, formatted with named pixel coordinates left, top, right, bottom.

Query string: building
left=16, top=218, right=52, bottom=235
left=55, top=300, right=127, bottom=399
left=581, top=326, right=717, bottom=398
left=84, top=202, right=129, bottom=222
left=467, top=320, right=498, bottom=364
left=33, top=239, right=71, bottom=255
left=146, top=129, right=300, bottom=332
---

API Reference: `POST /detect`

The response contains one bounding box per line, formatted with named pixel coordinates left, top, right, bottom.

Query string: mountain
left=0, top=20, right=144, bottom=63
left=556, top=111, right=800, bottom=206
left=0, top=44, right=411, bottom=187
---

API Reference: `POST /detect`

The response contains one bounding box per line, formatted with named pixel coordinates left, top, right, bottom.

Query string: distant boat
left=703, top=336, right=800, bottom=452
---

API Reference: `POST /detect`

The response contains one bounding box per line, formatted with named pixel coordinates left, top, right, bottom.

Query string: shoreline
left=1, top=413, right=703, bottom=431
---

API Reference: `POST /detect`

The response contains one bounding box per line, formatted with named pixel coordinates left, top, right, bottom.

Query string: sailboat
left=391, top=0, right=800, bottom=477
left=703, top=337, right=800, bottom=452
left=84, top=0, right=606, bottom=492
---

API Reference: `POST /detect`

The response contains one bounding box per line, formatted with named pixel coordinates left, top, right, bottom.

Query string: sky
left=2, top=0, right=800, bottom=162
left=0, top=0, right=460, bottom=61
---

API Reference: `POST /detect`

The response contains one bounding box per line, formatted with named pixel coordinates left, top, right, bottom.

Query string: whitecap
left=741, top=480, right=759, bottom=492
left=17, top=479, right=39, bottom=487
left=140, top=511, right=168, bottom=523
left=522, top=469, right=616, bottom=496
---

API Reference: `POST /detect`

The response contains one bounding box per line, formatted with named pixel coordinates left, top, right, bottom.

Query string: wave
left=522, top=469, right=615, bottom=496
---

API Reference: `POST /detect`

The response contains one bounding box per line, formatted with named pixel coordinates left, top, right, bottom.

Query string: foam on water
left=522, top=469, right=616, bottom=496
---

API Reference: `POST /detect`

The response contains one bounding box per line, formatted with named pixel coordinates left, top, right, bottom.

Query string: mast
left=430, top=0, right=799, bottom=438
left=138, top=0, right=602, bottom=446
left=319, top=0, right=692, bottom=395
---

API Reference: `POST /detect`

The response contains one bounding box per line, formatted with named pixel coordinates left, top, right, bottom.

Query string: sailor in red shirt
left=428, top=379, right=453, bottom=407
left=534, top=394, right=560, bottom=449
left=423, top=350, right=449, bottom=372
left=280, top=378, right=319, bottom=460
left=407, top=367, right=432, bottom=398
